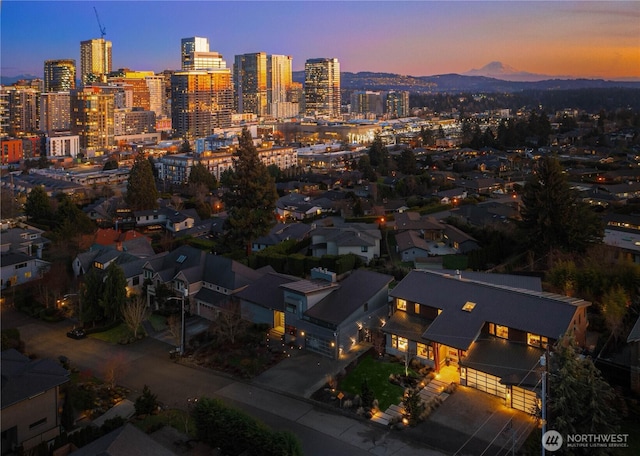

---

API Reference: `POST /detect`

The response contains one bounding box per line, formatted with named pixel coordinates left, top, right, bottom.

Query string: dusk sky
left=2, top=1, right=639, bottom=80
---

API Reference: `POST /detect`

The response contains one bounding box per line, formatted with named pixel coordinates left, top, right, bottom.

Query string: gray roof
left=253, top=222, right=312, bottom=247
left=235, top=272, right=301, bottom=311
left=395, top=230, right=430, bottom=253
left=304, top=270, right=393, bottom=325
left=628, top=315, right=640, bottom=343
left=381, top=309, right=431, bottom=341
left=0, top=251, right=47, bottom=267
left=69, top=423, right=178, bottom=456
left=390, top=270, right=588, bottom=350
left=461, top=338, right=543, bottom=388
left=202, top=255, right=263, bottom=290
left=437, top=270, right=542, bottom=292
left=1, top=349, right=69, bottom=409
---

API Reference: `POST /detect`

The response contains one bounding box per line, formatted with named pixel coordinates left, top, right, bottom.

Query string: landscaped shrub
left=135, top=385, right=159, bottom=416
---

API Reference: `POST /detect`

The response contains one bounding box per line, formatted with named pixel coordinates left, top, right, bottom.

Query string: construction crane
left=93, top=6, right=106, bottom=39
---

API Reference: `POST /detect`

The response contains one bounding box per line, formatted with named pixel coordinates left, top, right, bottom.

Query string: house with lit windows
left=382, top=269, right=590, bottom=414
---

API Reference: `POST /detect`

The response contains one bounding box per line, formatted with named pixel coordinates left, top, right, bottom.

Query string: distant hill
left=293, top=70, right=640, bottom=93
left=1, top=74, right=40, bottom=85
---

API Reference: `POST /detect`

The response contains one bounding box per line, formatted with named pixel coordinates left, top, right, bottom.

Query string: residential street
left=2, top=308, right=446, bottom=456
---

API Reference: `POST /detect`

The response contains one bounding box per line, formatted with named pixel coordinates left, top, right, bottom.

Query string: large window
left=396, top=299, right=407, bottom=311
left=417, top=342, right=434, bottom=360
left=527, top=333, right=548, bottom=349
left=391, top=334, right=408, bottom=352
left=489, top=323, right=509, bottom=339
left=414, top=303, right=420, bottom=315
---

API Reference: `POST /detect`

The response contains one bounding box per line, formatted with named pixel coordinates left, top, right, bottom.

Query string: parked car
left=66, top=328, right=86, bottom=339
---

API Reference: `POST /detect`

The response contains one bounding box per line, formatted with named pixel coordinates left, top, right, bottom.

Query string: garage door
left=465, top=368, right=506, bottom=399
left=511, top=386, right=538, bottom=415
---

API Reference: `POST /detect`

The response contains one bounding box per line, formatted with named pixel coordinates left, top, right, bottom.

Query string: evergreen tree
left=223, top=128, right=278, bottom=253
left=188, top=162, right=217, bottom=191
left=134, top=385, right=158, bottom=416
left=368, top=134, right=387, bottom=168
left=101, top=262, right=127, bottom=322
left=548, top=335, right=619, bottom=444
left=125, top=153, right=159, bottom=210
left=24, top=185, right=52, bottom=221
left=519, top=156, right=603, bottom=255
left=80, top=269, right=104, bottom=324
left=397, top=149, right=418, bottom=175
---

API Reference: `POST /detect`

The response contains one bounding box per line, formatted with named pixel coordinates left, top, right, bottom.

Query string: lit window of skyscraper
left=44, top=59, right=76, bottom=93
left=234, top=53, right=267, bottom=116
left=304, top=58, right=340, bottom=118
left=80, top=39, right=112, bottom=85
left=181, top=37, right=226, bottom=70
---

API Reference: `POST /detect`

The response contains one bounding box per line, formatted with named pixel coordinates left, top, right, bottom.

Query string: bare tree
left=211, top=299, right=246, bottom=344
left=122, top=294, right=149, bottom=339
left=103, top=353, right=128, bottom=389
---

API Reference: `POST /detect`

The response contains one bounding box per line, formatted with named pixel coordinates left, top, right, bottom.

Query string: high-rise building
left=267, top=55, right=299, bottom=118
left=234, top=52, right=267, bottom=116
left=2, top=85, right=40, bottom=136
left=44, top=60, right=76, bottom=93
left=70, top=86, right=114, bottom=152
left=385, top=91, right=410, bottom=119
left=171, top=70, right=233, bottom=139
left=80, top=38, right=112, bottom=85
left=40, top=92, right=71, bottom=134
left=304, top=58, right=340, bottom=118
left=108, top=70, right=154, bottom=111
left=145, top=75, right=166, bottom=118
left=351, top=91, right=384, bottom=117
left=114, top=108, right=156, bottom=136
left=181, top=37, right=226, bottom=70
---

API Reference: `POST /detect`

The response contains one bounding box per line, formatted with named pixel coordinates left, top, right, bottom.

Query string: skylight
left=176, top=254, right=187, bottom=264
left=462, top=301, right=476, bottom=312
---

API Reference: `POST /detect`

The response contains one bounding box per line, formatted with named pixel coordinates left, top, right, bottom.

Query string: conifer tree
left=223, top=128, right=278, bottom=253
left=126, top=153, right=159, bottom=210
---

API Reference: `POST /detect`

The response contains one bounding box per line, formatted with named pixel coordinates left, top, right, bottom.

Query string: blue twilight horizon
left=1, top=0, right=639, bottom=80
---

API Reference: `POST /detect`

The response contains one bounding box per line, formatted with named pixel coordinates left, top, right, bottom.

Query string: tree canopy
left=126, top=153, right=159, bottom=211
left=188, top=162, right=217, bottom=191
left=222, top=128, right=278, bottom=253
left=519, top=155, right=603, bottom=255
left=24, top=186, right=52, bottom=221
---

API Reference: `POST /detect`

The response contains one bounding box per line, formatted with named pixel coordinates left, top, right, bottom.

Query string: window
left=489, top=323, right=509, bottom=339
left=397, top=337, right=408, bottom=352
left=414, top=303, right=420, bottom=315
left=286, top=303, right=297, bottom=314
left=29, top=418, right=46, bottom=430
left=462, top=301, right=476, bottom=312
left=24, top=271, right=31, bottom=279
left=396, top=299, right=407, bottom=311
left=527, top=333, right=548, bottom=348
left=363, top=302, right=368, bottom=312
left=417, top=342, right=434, bottom=360
left=361, top=246, right=368, bottom=252
left=132, top=276, right=140, bottom=286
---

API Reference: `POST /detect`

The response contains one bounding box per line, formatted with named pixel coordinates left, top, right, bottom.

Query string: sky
left=1, top=0, right=639, bottom=80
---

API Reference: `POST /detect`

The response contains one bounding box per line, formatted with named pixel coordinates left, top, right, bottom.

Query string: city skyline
left=1, top=1, right=639, bottom=81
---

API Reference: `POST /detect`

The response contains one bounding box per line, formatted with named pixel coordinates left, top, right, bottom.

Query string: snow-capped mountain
left=464, top=61, right=555, bottom=82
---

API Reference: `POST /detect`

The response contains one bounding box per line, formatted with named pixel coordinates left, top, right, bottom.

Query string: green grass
left=338, top=355, right=417, bottom=411
left=148, top=314, right=167, bottom=331
left=89, top=324, right=133, bottom=344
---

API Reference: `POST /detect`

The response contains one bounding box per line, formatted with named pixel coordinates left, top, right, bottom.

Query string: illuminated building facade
left=2, top=86, right=39, bottom=136
left=44, top=59, right=76, bottom=93
left=40, top=92, right=71, bottom=134
left=70, top=87, right=115, bottom=152
left=304, top=58, right=340, bottom=118
left=234, top=52, right=268, bottom=116
left=171, top=70, right=233, bottom=139
left=181, top=37, right=226, bottom=70
left=385, top=91, right=410, bottom=119
left=350, top=91, right=384, bottom=117
left=80, top=38, right=112, bottom=85
left=268, top=54, right=299, bottom=118
left=108, top=70, right=154, bottom=111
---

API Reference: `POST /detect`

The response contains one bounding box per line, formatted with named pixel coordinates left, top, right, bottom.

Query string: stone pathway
left=371, top=377, right=452, bottom=426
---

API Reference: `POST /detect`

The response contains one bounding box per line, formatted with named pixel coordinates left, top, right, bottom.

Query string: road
left=2, top=308, right=443, bottom=456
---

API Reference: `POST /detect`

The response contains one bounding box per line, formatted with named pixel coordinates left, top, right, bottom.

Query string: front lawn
left=338, top=355, right=417, bottom=412
left=89, top=323, right=136, bottom=344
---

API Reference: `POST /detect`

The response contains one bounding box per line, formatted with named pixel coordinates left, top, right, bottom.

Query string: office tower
left=171, top=70, right=233, bottom=140
left=144, top=75, right=166, bottom=117
left=0, top=88, right=8, bottom=136
left=181, top=37, right=226, bottom=70
left=44, top=60, right=76, bottom=93
left=108, top=70, right=154, bottom=111
left=385, top=91, right=410, bottom=119
left=234, top=52, right=267, bottom=116
left=267, top=54, right=298, bottom=118
left=80, top=38, right=112, bottom=85
left=2, top=85, right=39, bottom=136
left=351, top=91, right=384, bottom=117
left=304, top=58, right=340, bottom=118
left=70, top=87, right=114, bottom=151
left=40, top=92, right=71, bottom=133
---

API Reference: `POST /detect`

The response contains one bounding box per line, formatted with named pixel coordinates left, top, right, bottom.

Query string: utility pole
left=180, top=288, right=188, bottom=356
left=540, top=353, right=547, bottom=456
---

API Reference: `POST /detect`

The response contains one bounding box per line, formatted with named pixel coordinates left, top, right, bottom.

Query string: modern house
left=1, top=252, right=50, bottom=290
left=251, top=222, right=312, bottom=252
left=238, top=268, right=393, bottom=359
left=1, top=349, right=69, bottom=454
left=309, top=223, right=381, bottom=264
left=142, top=245, right=264, bottom=321
left=382, top=269, right=590, bottom=413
